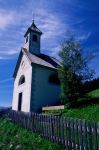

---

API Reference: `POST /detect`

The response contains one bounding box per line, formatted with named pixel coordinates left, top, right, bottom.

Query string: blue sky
left=0, top=0, right=99, bottom=107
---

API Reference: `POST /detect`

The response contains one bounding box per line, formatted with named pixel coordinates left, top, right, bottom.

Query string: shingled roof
left=23, top=48, right=60, bottom=68
left=24, top=22, right=42, bottom=37
left=13, top=48, right=61, bottom=78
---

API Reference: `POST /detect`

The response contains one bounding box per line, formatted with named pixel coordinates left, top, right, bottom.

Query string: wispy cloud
left=0, top=78, right=13, bottom=83
left=0, top=9, right=15, bottom=30
left=35, top=9, right=66, bottom=39
left=0, top=0, right=96, bottom=59
left=32, top=8, right=69, bottom=57
left=0, top=85, right=13, bottom=89
left=76, top=32, right=91, bottom=41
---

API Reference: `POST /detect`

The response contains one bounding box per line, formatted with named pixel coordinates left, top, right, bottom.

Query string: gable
left=17, top=54, right=31, bottom=77
left=13, top=50, right=31, bottom=78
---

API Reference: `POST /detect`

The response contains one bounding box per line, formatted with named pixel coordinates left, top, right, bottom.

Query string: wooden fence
left=0, top=109, right=9, bottom=117
left=8, top=110, right=99, bottom=150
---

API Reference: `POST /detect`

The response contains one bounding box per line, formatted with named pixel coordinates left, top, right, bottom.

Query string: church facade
left=12, top=21, right=60, bottom=112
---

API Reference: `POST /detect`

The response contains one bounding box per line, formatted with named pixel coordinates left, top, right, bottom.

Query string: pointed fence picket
left=8, top=110, right=99, bottom=150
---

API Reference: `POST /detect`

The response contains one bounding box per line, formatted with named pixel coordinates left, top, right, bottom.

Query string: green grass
left=0, top=118, right=63, bottom=150
left=62, top=104, right=99, bottom=121
left=88, top=89, right=99, bottom=98
left=46, top=89, right=99, bottom=122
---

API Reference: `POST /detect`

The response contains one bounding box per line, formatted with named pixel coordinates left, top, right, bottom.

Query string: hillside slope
left=63, top=89, right=99, bottom=121
left=48, top=89, right=99, bottom=122
left=0, top=118, right=62, bottom=150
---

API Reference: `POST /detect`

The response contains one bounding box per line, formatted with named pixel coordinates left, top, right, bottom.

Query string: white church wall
left=12, top=54, right=32, bottom=112
left=31, top=65, right=60, bottom=112
left=24, top=33, right=30, bottom=51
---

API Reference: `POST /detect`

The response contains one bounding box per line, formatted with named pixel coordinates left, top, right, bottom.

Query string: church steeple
left=24, top=20, right=42, bottom=55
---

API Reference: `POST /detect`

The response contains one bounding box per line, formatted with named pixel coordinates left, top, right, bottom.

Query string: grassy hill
left=62, top=104, right=99, bottom=121
left=47, top=89, right=99, bottom=122
left=0, top=118, right=62, bottom=150
left=88, top=89, right=99, bottom=98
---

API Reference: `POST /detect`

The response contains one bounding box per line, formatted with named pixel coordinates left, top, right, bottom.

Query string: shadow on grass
left=68, top=96, right=99, bottom=109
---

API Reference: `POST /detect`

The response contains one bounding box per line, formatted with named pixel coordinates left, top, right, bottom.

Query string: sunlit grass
left=0, top=118, right=62, bottom=150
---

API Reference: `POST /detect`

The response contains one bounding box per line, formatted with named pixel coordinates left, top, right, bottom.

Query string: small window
left=33, top=35, right=37, bottom=42
left=49, top=73, right=60, bottom=85
left=18, top=75, right=25, bottom=85
left=26, top=36, right=28, bottom=43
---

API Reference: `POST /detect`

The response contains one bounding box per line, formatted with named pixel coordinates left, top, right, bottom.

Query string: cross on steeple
left=32, top=13, right=35, bottom=24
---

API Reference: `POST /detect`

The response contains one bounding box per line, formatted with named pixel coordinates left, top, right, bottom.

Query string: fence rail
left=8, top=110, right=99, bottom=150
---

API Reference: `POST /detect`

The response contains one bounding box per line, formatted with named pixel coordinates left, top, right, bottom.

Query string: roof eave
left=31, top=62, right=58, bottom=70
left=13, top=49, right=23, bottom=78
left=24, top=28, right=42, bottom=37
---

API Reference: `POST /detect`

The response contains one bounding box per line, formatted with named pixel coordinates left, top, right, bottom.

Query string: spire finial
left=32, top=13, right=35, bottom=24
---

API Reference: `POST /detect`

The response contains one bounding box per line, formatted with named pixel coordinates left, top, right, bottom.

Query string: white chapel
left=12, top=20, right=60, bottom=112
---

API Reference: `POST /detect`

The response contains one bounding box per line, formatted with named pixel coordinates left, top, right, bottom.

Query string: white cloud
left=0, top=9, right=21, bottom=59
left=1, top=48, right=20, bottom=55
left=37, top=9, right=67, bottom=38
left=0, top=45, right=21, bottom=59
left=49, top=46, right=61, bottom=57
left=0, top=9, right=15, bottom=30
left=0, top=78, right=13, bottom=83
left=76, top=32, right=91, bottom=41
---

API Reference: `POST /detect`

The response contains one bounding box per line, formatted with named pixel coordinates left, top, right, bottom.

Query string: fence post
left=60, top=116, right=64, bottom=145
left=92, top=121, right=98, bottom=150
left=65, top=118, right=71, bottom=150
left=51, top=115, right=55, bottom=142
left=83, top=120, right=88, bottom=150
left=71, top=118, right=75, bottom=150
left=79, top=119, right=84, bottom=150
left=88, top=121, right=92, bottom=150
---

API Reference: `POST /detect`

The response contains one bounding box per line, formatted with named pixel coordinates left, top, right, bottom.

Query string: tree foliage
left=58, top=36, right=93, bottom=104
left=83, top=77, right=99, bottom=93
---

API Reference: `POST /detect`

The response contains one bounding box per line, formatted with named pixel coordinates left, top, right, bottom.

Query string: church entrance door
left=18, top=92, right=22, bottom=111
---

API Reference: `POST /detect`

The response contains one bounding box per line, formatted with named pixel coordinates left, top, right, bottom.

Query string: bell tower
left=24, top=20, right=42, bottom=55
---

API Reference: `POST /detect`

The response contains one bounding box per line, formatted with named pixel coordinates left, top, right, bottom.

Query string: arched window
left=33, top=35, right=37, bottom=42
left=18, top=75, right=25, bottom=85
left=49, top=73, right=60, bottom=85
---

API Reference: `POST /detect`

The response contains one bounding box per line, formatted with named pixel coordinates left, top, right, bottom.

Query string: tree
left=58, top=36, right=93, bottom=104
